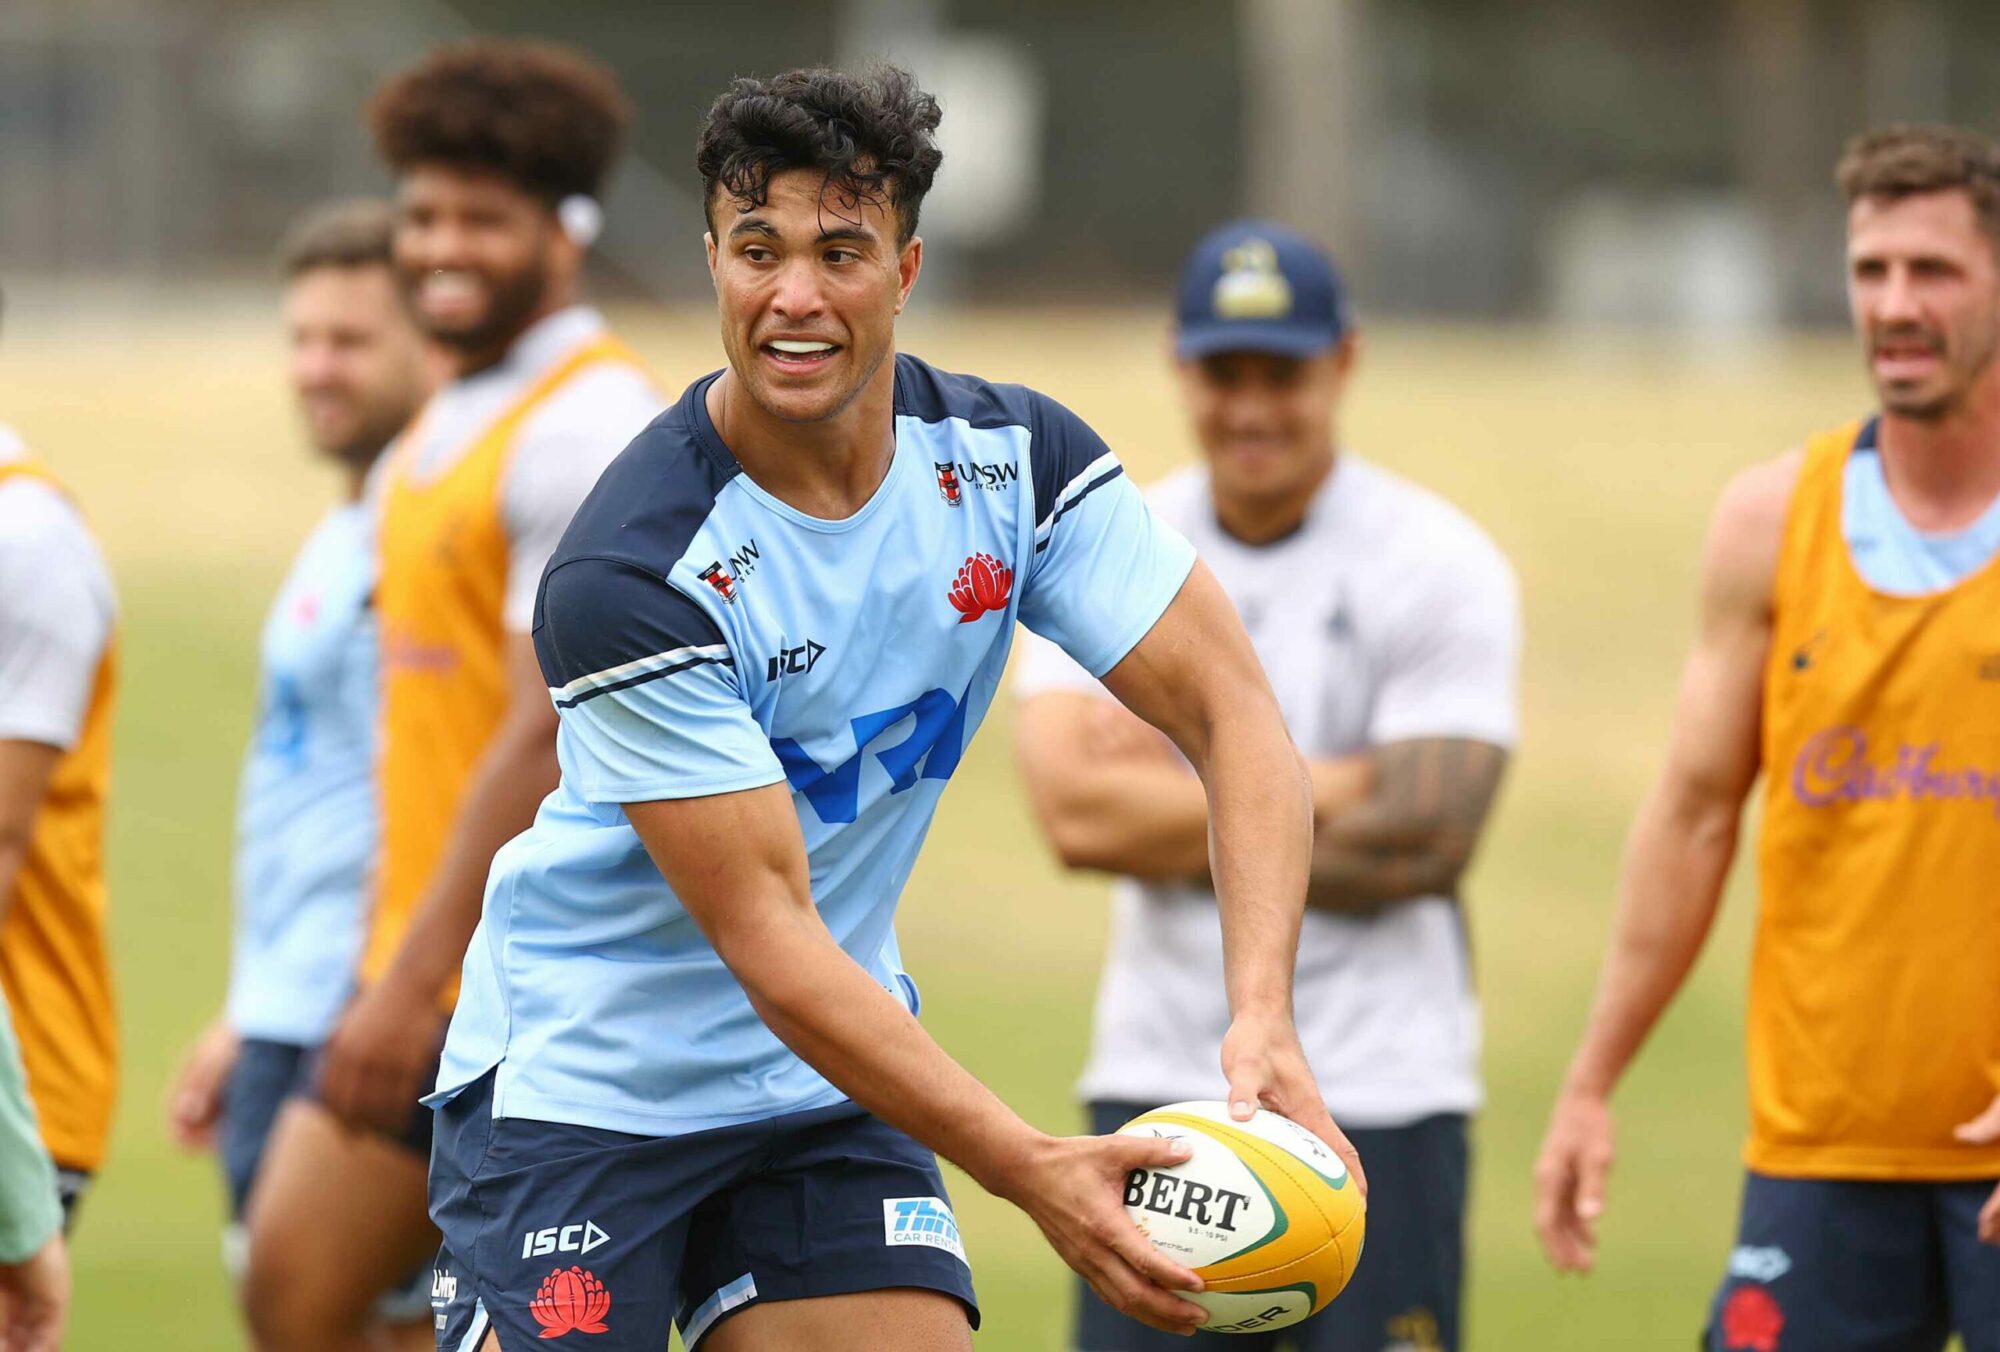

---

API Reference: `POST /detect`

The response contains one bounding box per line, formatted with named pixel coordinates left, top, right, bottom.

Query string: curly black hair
left=368, top=39, right=632, bottom=204
left=695, top=65, right=943, bottom=243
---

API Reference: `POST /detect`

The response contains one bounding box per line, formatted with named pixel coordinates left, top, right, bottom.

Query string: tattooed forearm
left=1305, top=738, right=1508, bottom=914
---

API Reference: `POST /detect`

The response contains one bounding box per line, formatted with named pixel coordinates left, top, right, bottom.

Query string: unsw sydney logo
left=935, top=459, right=1018, bottom=506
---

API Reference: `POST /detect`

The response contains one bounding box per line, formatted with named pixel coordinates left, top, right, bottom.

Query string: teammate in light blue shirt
left=164, top=203, right=432, bottom=1328
left=430, top=66, right=1360, bottom=1351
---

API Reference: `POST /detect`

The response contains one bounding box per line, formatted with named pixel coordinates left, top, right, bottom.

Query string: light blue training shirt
left=1844, top=417, right=2000, bottom=593
left=433, top=354, right=1197, bottom=1136
left=224, top=502, right=378, bottom=1046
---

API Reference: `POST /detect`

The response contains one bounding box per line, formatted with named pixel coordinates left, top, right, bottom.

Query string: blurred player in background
left=0, top=361, right=118, bottom=1238
left=0, top=995, right=67, bottom=1351
left=1016, top=222, right=1518, bottom=1352
left=424, top=66, right=1356, bottom=1351
left=241, top=41, right=661, bottom=1352
left=163, top=200, right=434, bottom=1338
left=1534, top=124, right=2000, bottom=1351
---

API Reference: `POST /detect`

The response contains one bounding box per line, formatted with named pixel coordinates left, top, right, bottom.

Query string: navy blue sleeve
left=536, top=557, right=783, bottom=803
left=1018, top=395, right=1198, bottom=677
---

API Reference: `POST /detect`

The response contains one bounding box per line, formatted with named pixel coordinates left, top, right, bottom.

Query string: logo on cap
left=1212, top=239, right=1293, bottom=320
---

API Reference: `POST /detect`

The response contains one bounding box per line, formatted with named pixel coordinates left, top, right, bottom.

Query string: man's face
left=393, top=164, right=569, bottom=355
left=705, top=168, right=921, bottom=425
left=1847, top=189, right=2000, bottom=420
left=283, top=264, right=429, bottom=468
left=1176, top=342, right=1353, bottom=506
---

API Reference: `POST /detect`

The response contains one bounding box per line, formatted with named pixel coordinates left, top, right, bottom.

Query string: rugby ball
left=1118, top=1100, right=1364, bottom=1335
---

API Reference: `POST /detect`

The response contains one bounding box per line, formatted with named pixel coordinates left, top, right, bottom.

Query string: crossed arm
left=1015, top=695, right=1508, bottom=914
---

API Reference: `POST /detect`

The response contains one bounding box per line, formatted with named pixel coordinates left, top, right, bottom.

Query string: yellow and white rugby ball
left=1118, top=1100, right=1365, bottom=1335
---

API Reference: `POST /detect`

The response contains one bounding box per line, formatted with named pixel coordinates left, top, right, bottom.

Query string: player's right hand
left=165, top=1017, right=239, bottom=1152
left=1533, top=1090, right=1615, bottom=1274
left=1001, top=1131, right=1210, bottom=1337
left=0, top=1231, right=69, bottom=1352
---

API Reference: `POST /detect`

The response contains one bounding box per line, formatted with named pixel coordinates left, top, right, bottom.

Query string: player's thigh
left=243, top=1096, right=438, bottom=1300
left=1701, top=1172, right=1948, bottom=1352
left=703, top=1287, right=969, bottom=1352
left=679, top=1106, right=978, bottom=1348
left=1934, top=1179, right=2000, bottom=1352
left=1293, top=1115, right=1467, bottom=1352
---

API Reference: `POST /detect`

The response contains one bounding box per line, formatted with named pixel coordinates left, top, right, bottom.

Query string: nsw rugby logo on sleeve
left=883, top=1197, right=968, bottom=1264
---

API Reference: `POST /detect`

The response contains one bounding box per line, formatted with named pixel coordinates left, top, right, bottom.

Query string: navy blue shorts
left=1075, top=1102, right=1467, bottom=1352
left=220, top=1038, right=311, bottom=1218
left=222, top=1037, right=430, bottom=1320
left=428, top=1070, right=979, bottom=1349
left=1704, top=1170, right=2000, bottom=1352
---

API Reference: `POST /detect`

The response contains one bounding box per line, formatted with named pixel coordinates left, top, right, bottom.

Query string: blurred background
left=0, top=0, right=1981, bottom=1347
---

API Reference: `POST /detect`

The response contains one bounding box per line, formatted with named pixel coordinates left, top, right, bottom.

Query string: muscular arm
left=1306, top=737, right=1509, bottom=913
left=1535, top=452, right=1797, bottom=1272
left=0, top=742, right=60, bottom=919
left=1096, top=562, right=1313, bottom=1025
left=1015, top=691, right=1371, bottom=883
left=378, top=634, right=558, bottom=1000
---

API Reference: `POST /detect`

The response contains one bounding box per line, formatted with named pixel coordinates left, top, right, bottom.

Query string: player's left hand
left=1220, top=1013, right=1367, bottom=1198
left=1951, top=1094, right=2000, bottom=1244
left=317, top=976, right=446, bottom=1136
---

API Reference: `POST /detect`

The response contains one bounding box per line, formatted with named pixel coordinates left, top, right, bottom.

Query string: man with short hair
left=1534, top=124, right=2000, bottom=1351
left=1015, top=221, right=1518, bottom=1352
left=426, top=67, right=1360, bottom=1351
left=241, top=41, right=661, bottom=1352
left=163, top=198, right=433, bottom=1337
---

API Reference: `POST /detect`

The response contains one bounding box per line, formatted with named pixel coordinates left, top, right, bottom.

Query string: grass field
left=0, top=302, right=1879, bottom=1349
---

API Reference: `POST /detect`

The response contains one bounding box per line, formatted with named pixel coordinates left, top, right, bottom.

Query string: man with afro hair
left=240, top=40, right=662, bottom=1352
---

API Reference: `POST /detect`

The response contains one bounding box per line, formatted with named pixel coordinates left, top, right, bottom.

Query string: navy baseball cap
left=1174, top=220, right=1349, bottom=360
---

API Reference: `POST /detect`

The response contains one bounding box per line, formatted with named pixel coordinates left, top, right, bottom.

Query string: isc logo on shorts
left=883, top=1197, right=967, bottom=1265
left=521, top=1219, right=610, bottom=1259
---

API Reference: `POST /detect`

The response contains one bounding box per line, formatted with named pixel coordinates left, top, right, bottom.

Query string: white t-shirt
left=0, top=429, right=116, bottom=751
left=1013, top=455, right=1520, bottom=1126
left=395, top=305, right=664, bottom=631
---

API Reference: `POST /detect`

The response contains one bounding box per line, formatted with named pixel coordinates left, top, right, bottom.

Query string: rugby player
left=163, top=200, right=432, bottom=1334
left=1534, top=124, right=2000, bottom=1350
left=0, top=398, right=118, bottom=1240
left=1016, top=221, right=1518, bottom=1352
left=241, top=42, right=661, bottom=1352
left=425, top=67, right=1358, bottom=1350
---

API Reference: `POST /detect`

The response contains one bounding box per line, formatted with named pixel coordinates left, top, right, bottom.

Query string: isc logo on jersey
left=521, top=1219, right=610, bottom=1259
left=883, top=1197, right=968, bottom=1265
left=1118, top=1101, right=1365, bottom=1334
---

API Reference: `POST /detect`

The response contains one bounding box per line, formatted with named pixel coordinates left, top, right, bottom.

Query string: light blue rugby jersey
left=434, top=353, right=1197, bottom=1135
left=225, top=502, right=378, bottom=1046
left=1844, top=416, right=2000, bottom=594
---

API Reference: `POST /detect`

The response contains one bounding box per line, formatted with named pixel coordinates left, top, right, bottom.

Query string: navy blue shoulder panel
left=533, top=373, right=738, bottom=693
left=893, top=353, right=1115, bottom=530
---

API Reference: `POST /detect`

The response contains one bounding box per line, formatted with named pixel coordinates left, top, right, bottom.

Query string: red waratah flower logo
left=948, top=552, right=1013, bottom=623
left=1720, top=1285, right=1783, bottom=1352
left=531, top=1266, right=611, bottom=1338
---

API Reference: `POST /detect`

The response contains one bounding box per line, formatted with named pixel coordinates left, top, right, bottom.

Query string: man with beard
left=240, top=43, right=660, bottom=1352
left=1534, top=124, right=2000, bottom=1351
left=164, top=200, right=434, bottom=1339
